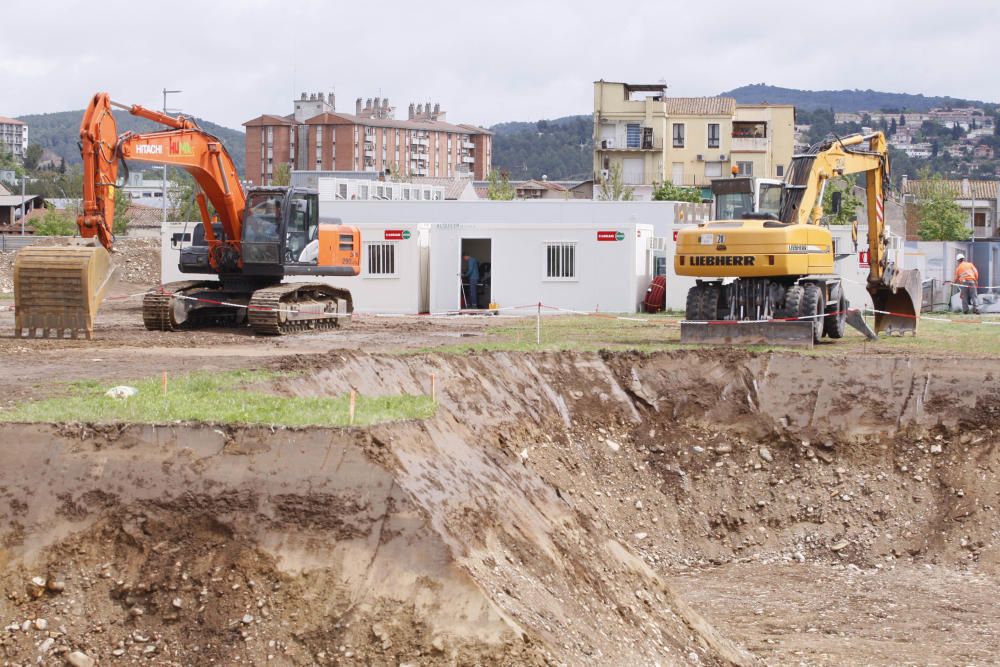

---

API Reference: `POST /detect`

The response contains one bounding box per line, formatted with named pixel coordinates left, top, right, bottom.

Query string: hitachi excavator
left=13, top=92, right=360, bottom=338
left=675, top=131, right=922, bottom=346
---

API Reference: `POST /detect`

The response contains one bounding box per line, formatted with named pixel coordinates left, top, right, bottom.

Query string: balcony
left=462, top=155, right=475, bottom=163
left=463, top=140, right=475, bottom=149
left=412, top=137, right=429, bottom=147
left=730, top=137, right=769, bottom=152
left=598, top=137, right=662, bottom=151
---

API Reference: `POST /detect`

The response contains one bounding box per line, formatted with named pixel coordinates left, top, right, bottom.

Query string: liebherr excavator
left=13, top=92, right=360, bottom=338
left=675, top=132, right=921, bottom=346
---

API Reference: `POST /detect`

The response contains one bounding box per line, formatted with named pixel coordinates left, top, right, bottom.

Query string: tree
left=58, top=158, right=66, bottom=174
left=651, top=181, right=702, bottom=203
left=821, top=177, right=862, bottom=225
left=31, top=205, right=76, bottom=236
left=24, top=144, right=43, bottom=171
left=272, top=163, right=290, bottom=186
left=913, top=174, right=970, bottom=241
left=112, top=187, right=131, bottom=236
left=889, top=118, right=897, bottom=136
left=486, top=170, right=515, bottom=200
left=899, top=113, right=907, bottom=126
left=597, top=163, right=634, bottom=201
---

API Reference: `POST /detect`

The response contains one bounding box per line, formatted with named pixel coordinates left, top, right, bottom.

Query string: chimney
left=374, top=97, right=380, bottom=112
left=356, top=98, right=363, bottom=115
left=416, top=104, right=424, bottom=116
left=329, top=92, right=335, bottom=110
left=434, top=103, right=440, bottom=115
left=300, top=92, right=307, bottom=100
left=408, top=103, right=415, bottom=120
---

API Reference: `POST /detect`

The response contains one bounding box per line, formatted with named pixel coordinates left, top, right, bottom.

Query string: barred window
left=545, top=242, right=576, bottom=280
left=366, top=242, right=397, bottom=277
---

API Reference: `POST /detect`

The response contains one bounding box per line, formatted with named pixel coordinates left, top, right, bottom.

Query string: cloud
left=2, top=0, right=999, bottom=130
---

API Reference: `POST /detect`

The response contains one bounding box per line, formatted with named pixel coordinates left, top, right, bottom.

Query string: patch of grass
left=0, top=370, right=436, bottom=427
left=401, top=313, right=1000, bottom=358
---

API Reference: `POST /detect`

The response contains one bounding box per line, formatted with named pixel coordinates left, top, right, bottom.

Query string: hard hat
left=957, top=253, right=966, bottom=261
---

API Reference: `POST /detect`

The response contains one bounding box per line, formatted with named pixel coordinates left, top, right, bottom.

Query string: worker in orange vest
left=954, top=253, right=980, bottom=314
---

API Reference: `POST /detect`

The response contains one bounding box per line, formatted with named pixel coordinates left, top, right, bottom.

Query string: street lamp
left=162, top=88, right=182, bottom=225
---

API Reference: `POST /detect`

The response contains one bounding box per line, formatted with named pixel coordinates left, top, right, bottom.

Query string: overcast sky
left=3, top=0, right=999, bottom=131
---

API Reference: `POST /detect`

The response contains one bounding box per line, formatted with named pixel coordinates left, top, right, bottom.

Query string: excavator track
left=248, top=283, right=353, bottom=336
left=142, top=281, right=214, bottom=331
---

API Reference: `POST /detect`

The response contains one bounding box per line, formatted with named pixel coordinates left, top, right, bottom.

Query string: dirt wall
left=1, top=349, right=999, bottom=665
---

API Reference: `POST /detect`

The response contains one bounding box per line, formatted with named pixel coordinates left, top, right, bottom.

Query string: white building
left=159, top=200, right=900, bottom=317
left=162, top=201, right=698, bottom=314
left=0, top=116, right=28, bottom=162
left=124, top=170, right=178, bottom=209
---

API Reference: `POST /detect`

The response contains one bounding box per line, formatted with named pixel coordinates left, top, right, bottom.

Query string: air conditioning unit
left=719, top=154, right=727, bottom=161
left=696, top=154, right=704, bottom=162
left=599, top=169, right=610, bottom=181
left=601, top=139, right=615, bottom=149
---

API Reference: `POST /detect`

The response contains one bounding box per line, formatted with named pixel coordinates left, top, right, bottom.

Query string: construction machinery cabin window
left=708, top=123, right=720, bottom=149
left=672, top=123, right=685, bottom=148
left=366, top=242, right=397, bottom=277
left=545, top=242, right=576, bottom=280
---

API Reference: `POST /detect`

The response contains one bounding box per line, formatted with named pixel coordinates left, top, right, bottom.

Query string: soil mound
left=2, top=349, right=999, bottom=665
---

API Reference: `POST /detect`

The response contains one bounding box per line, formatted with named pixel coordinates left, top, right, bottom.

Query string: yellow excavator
left=675, top=131, right=921, bottom=346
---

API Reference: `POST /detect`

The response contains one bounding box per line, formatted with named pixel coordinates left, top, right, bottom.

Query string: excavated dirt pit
left=1, top=350, right=999, bottom=666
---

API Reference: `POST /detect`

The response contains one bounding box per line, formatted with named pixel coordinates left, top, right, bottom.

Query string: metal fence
left=0, top=235, right=55, bottom=252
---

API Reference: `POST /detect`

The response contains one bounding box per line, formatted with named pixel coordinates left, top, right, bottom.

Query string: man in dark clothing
left=462, top=254, right=480, bottom=309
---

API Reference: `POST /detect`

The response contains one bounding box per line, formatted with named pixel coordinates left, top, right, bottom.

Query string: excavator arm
left=77, top=93, right=246, bottom=269
left=778, top=132, right=921, bottom=333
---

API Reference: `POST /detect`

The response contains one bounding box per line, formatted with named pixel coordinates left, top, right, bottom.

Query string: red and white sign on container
left=597, top=230, right=626, bottom=242
left=384, top=229, right=411, bottom=240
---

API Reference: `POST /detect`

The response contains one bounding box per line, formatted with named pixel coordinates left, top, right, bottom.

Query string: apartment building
left=244, top=92, right=492, bottom=186
left=901, top=176, right=1000, bottom=240
left=593, top=81, right=794, bottom=191
left=0, top=116, right=28, bottom=163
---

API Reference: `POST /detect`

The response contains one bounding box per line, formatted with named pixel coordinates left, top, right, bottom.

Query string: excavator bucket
left=13, top=243, right=114, bottom=340
left=869, top=268, right=922, bottom=335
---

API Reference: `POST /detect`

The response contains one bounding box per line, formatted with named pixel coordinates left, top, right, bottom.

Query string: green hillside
left=719, top=84, right=987, bottom=113
left=489, top=115, right=592, bottom=181
left=16, top=110, right=246, bottom=177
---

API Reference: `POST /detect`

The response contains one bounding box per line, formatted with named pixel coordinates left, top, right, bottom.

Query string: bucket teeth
left=13, top=245, right=113, bottom=340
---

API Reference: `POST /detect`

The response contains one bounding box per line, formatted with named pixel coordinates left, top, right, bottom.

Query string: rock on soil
left=0, top=237, right=160, bottom=294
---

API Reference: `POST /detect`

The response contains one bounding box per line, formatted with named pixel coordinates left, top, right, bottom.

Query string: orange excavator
left=13, top=92, right=360, bottom=337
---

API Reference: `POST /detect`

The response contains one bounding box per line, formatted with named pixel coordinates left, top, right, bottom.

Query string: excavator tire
left=824, top=292, right=848, bottom=339
left=685, top=283, right=719, bottom=321
left=775, top=284, right=804, bottom=321
left=247, top=283, right=353, bottom=336
left=13, top=244, right=113, bottom=340
left=800, top=283, right=825, bottom=343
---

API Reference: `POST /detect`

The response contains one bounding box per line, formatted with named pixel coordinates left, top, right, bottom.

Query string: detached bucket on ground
left=13, top=243, right=114, bottom=340
left=870, top=268, right=922, bottom=335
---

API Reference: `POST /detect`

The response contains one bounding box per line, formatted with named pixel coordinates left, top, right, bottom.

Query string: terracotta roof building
left=244, top=92, right=491, bottom=186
